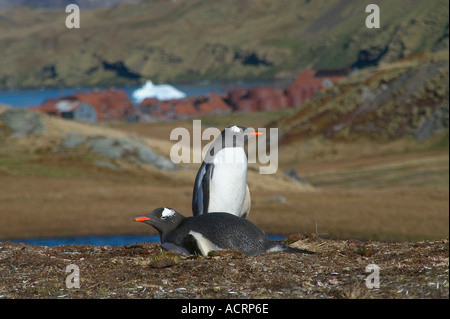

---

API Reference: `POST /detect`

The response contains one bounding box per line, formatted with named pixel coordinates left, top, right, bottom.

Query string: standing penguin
left=192, top=125, right=261, bottom=218
left=134, top=207, right=314, bottom=256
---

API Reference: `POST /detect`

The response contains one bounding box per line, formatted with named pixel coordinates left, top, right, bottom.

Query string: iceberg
left=132, top=80, right=186, bottom=102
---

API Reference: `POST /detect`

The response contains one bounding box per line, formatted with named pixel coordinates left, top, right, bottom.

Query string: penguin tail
left=283, top=246, right=315, bottom=254
left=267, top=241, right=315, bottom=254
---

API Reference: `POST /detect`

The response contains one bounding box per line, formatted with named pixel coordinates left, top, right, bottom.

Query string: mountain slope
left=0, top=0, right=448, bottom=89
left=0, top=0, right=141, bottom=10
left=270, top=51, right=449, bottom=144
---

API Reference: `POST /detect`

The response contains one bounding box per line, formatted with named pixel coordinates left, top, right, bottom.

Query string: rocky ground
left=0, top=107, right=176, bottom=171
left=0, top=235, right=448, bottom=299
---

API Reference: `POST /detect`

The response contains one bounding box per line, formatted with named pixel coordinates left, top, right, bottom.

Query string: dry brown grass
left=1, top=238, right=447, bottom=299
left=0, top=109, right=448, bottom=242
left=1, top=170, right=447, bottom=241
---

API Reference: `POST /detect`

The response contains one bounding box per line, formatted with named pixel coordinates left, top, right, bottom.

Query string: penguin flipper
left=161, top=242, right=191, bottom=255
left=192, top=162, right=214, bottom=216
left=267, top=241, right=315, bottom=254
left=185, top=231, right=223, bottom=257
left=282, top=246, right=315, bottom=254
left=239, top=184, right=251, bottom=218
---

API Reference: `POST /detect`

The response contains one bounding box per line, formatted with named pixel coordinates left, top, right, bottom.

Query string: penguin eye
left=161, top=216, right=166, bottom=220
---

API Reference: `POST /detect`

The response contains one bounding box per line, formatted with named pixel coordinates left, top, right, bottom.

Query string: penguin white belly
left=188, top=231, right=223, bottom=256
left=208, top=147, right=247, bottom=216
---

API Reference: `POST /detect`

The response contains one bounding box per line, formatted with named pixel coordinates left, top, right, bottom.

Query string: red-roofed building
left=30, top=89, right=138, bottom=123
left=195, top=92, right=231, bottom=115
left=72, top=90, right=137, bottom=122
left=139, top=93, right=231, bottom=121
left=225, top=68, right=350, bottom=111
left=172, top=99, right=199, bottom=119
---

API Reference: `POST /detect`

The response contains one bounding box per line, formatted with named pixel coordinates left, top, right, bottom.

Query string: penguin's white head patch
left=229, top=125, right=241, bottom=133
left=161, top=207, right=176, bottom=218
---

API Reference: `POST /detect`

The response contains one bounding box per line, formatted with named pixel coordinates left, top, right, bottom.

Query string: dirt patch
left=0, top=172, right=447, bottom=242
left=0, top=237, right=448, bottom=299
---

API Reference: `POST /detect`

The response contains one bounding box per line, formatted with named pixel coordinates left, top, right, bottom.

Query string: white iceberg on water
left=132, top=80, right=186, bottom=102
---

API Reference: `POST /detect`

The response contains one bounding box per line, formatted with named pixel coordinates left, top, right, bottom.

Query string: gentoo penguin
left=134, top=207, right=314, bottom=257
left=192, top=125, right=260, bottom=218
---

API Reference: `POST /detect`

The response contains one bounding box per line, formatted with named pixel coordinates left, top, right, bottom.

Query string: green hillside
left=0, top=0, right=448, bottom=89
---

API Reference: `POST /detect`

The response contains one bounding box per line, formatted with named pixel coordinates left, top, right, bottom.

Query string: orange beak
left=135, top=216, right=150, bottom=222
left=249, top=131, right=262, bottom=136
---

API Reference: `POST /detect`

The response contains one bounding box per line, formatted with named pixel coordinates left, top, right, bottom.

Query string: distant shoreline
left=0, top=78, right=293, bottom=108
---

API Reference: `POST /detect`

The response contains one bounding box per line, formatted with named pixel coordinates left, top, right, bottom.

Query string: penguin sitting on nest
left=134, top=207, right=314, bottom=257
left=192, top=125, right=260, bottom=218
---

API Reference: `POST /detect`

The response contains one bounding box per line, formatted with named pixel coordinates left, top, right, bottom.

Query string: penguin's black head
left=204, top=125, right=262, bottom=161
left=134, top=207, right=185, bottom=236
left=221, top=125, right=262, bottom=147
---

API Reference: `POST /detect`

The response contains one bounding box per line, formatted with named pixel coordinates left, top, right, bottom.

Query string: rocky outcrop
left=59, top=132, right=177, bottom=170
left=415, top=103, right=450, bottom=142
left=0, top=108, right=46, bottom=137
left=0, top=106, right=176, bottom=171
left=273, top=52, right=449, bottom=144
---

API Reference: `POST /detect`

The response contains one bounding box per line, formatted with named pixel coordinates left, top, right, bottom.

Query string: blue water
left=6, top=234, right=161, bottom=247
left=4, top=234, right=286, bottom=247
left=0, top=86, right=200, bottom=108
left=0, top=87, right=85, bottom=107
left=0, top=79, right=291, bottom=108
